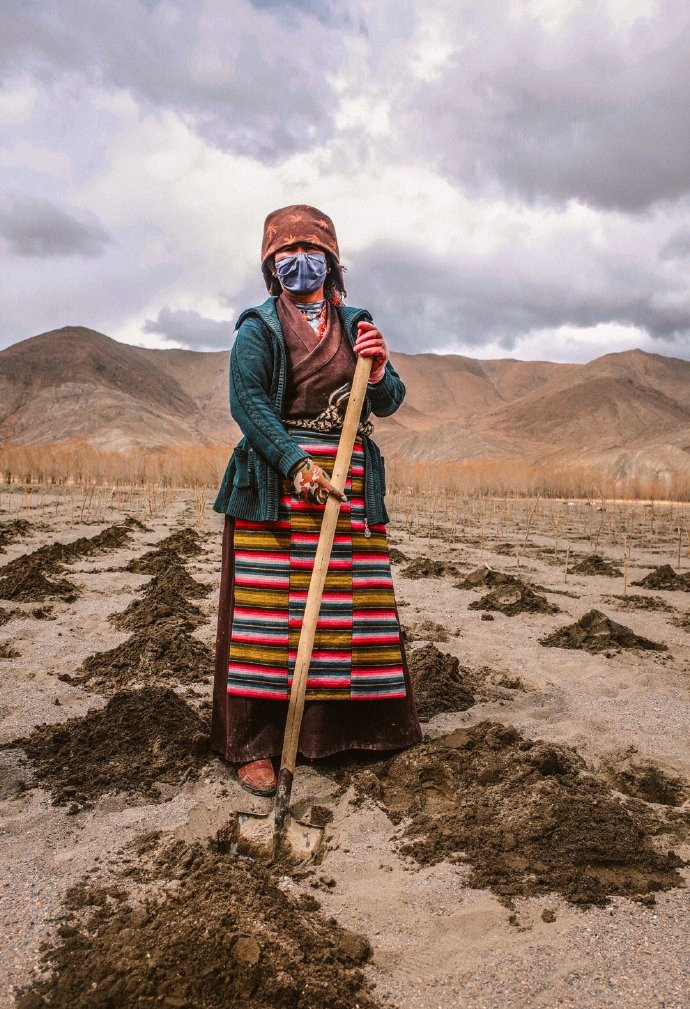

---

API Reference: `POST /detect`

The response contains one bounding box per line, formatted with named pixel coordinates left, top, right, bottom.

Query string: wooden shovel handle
left=274, top=353, right=374, bottom=827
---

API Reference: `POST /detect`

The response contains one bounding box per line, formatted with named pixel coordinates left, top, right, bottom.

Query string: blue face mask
left=275, top=251, right=327, bottom=293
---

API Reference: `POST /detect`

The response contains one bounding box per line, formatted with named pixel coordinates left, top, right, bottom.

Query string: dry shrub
left=1, top=439, right=689, bottom=501
left=385, top=455, right=690, bottom=502
left=0, top=439, right=228, bottom=489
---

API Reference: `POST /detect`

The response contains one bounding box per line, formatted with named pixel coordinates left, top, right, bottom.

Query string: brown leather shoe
left=236, top=758, right=277, bottom=797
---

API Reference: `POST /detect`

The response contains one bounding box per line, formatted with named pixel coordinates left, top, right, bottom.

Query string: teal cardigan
left=212, top=296, right=405, bottom=525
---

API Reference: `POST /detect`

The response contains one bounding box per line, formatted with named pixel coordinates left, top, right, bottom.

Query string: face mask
left=275, top=251, right=327, bottom=293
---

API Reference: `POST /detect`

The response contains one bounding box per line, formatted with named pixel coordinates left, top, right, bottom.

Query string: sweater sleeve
left=366, top=358, right=406, bottom=417
left=229, top=319, right=309, bottom=479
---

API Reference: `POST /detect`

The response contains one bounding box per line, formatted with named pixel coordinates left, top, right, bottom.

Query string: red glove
left=354, top=321, right=389, bottom=384
left=292, top=458, right=347, bottom=504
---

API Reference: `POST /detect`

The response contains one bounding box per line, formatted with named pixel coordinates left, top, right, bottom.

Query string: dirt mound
left=0, top=518, right=32, bottom=551
left=111, top=568, right=206, bottom=632
left=79, top=532, right=212, bottom=693
left=0, top=518, right=140, bottom=601
left=9, top=687, right=209, bottom=806
left=63, top=516, right=146, bottom=556
left=399, top=555, right=462, bottom=580
left=632, top=565, right=690, bottom=591
left=38, top=517, right=142, bottom=565
left=0, top=640, right=20, bottom=659
left=75, top=623, right=213, bottom=693
left=402, top=618, right=452, bottom=643
left=569, top=553, right=622, bottom=577
left=0, top=564, right=78, bottom=603
left=604, top=593, right=674, bottom=612
left=353, top=722, right=684, bottom=907
left=146, top=562, right=212, bottom=599
left=388, top=546, right=408, bottom=564
left=540, top=609, right=667, bottom=653
left=469, top=582, right=559, bottom=616
left=456, top=566, right=521, bottom=591
left=601, top=749, right=688, bottom=807
left=16, top=836, right=378, bottom=1009
left=408, top=643, right=475, bottom=720
left=126, top=527, right=202, bottom=575
left=493, top=542, right=515, bottom=556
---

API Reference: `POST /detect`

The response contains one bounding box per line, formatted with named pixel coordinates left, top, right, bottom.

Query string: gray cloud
left=0, top=195, right=111, bottom=258
left=143, top=307, right=234, bottom=349
left=347, top=242, right=690, bottom=355
left=405, top=3, right=690, bottom=211
left=660, top=227, right=690, bottom=260
left=0, top=0, right=352, bottom=162
left=249, top=0, right=351, bottom=28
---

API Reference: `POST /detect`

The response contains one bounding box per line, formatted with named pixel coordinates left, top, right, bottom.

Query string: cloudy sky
left=1, top=0, right=689, bottom=362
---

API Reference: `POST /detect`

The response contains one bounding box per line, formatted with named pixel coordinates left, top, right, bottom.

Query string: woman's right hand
left=292, top=458, right=347, bottom=504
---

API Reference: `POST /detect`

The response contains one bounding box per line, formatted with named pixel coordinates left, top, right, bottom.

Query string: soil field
left=1, top=489, right=689, bottom=1009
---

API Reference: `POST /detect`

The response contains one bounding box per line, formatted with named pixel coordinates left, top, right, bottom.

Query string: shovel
left=237, top=352, right=374, bottom=862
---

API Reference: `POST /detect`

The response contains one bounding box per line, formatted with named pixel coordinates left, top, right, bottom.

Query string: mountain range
left=1, top=326, right=689, bottom=482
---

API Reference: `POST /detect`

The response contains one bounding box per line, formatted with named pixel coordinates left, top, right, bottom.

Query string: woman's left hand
left=354, top=321, right=389, bottom=384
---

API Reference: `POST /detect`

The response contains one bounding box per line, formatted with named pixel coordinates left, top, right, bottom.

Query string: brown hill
left=1, top=326, right=689, bottom=481
left=0, top=327, right=237, bottom=450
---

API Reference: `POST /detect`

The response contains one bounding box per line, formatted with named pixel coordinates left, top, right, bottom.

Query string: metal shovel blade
left=236, top=809, right=324, bottom=862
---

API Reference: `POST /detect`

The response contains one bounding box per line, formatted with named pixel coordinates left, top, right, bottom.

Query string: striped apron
left=226, top=429, right=407, bottom=701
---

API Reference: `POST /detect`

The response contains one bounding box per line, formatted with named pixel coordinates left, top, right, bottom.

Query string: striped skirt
left=227, top=429, right=407, bottom=701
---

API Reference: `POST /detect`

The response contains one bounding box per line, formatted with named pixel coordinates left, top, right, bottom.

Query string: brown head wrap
left=261, top=204, right=339, bottom=264
left=260, top=204, right=346, bottom=298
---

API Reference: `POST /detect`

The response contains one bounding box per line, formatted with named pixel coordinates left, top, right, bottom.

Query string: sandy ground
left=0, top=490, right=689, bottom=1009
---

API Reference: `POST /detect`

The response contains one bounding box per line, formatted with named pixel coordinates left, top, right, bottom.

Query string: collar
left=235, top=295, right=372, bottom=345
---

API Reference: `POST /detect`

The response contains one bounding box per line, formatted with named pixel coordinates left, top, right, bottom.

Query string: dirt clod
left=632, top=565, right=690, bottom=591
left=310, top=805, right=334, bottom=827
left=456, top=566, right=521, bottom=591
left=671, top=610, right=689, bottom=631
left=569, top=554, right=622, bottom=577
left=495, top=674, right=526, bottom=690
left=0, top=518, right=32, bottom=551
left=388, top=547, right=408, bottom=564
left=353, top=721, right=684, bottom=907
left=402, top=618, right=451, bottom=643
left=604, top=594, right=674, bottom=612
left=400, top=556, right=462, bottom=580
left=32, top=604, right=55, bottom=619
left=469, top=582, right=559, bottom=616
left=9, top=687, right=210, bottom=805
left=0, top=640, right=20, bottom=659
left=16, top=837, right=379, bottom=1009
left=540, top=609, right=667, bottom=653
left=601, top=749, right=689, bottom=807
left=493, top=543, right=515, bottom=556
left=408, top=643, right=475, bottom=720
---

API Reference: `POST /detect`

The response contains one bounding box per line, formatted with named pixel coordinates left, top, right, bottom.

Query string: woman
left=210, top=204, right=421, bottom=796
